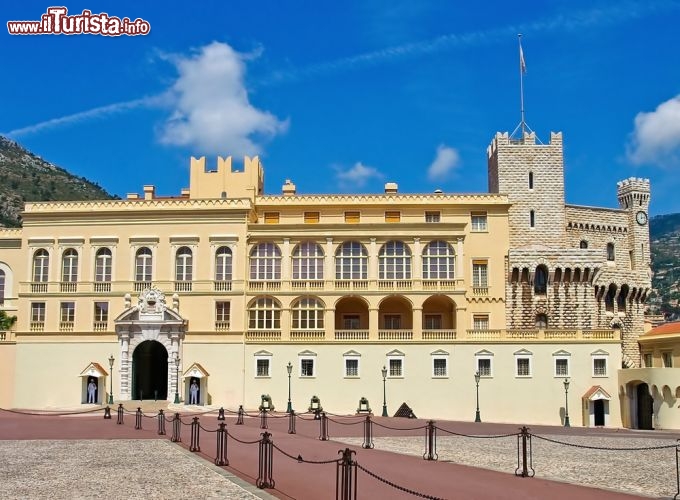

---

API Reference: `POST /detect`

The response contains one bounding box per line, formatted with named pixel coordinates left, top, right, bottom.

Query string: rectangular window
left=662, top=352, right=673, bottom=368
left=60, top=302, right=75, bottom=322
left=94, top=302, right=109, bottom=322
left=476, top=357, right=492, bottom=377
left=472, top=261, right=488, bottom=287
left=263, top=212, right=280, bottom=224
left=388, top=358, right=403, bottom=377
left=643, top=353, right=653, bottom=368
left=344, top=211, right=360, bottom=223
left=385, top=211, right=401, bottom=223
left=473, top=314, right=489, bottom=330
left=256, top=359, right=270, bottom=377
left=554, top=358, right=570, bottom=377
left=301, top=358, right=315, bottom=377
left=304, top=211, right=320, bottom=224
left=31, top=302, right=46, bottom=322
left=593, top=358, right=608, bottom=377
left=433, top=358, right=447, bottom=377
left=425, top=211, right=441, bottom=223
left=216, top=301, right=231, bottom=322
left=424, top=314, right=442, bottom=330
left=345, top=358, right=359, bottom=377
left=383, top=314, right=401, bottom=329
left=516, top=357, right=532, bottom=377
left=471, top=212, right=487, bottom=232
left=343, top=315, right=360, bottom=330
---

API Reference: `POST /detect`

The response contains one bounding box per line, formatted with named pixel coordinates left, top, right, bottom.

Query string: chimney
left=126, top=193, right=140, bottom=200
left=143, top=185, right=155, bottom=200
left=282, top=179, right=297, bottom=196
left=384, top=182, right=398, bottom=194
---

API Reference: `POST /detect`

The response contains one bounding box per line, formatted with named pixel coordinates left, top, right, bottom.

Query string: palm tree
left=0, top=310, right=17, bottom=331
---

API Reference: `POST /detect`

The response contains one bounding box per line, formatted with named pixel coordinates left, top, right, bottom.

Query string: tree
left=0, top=310, right=17, bottom=331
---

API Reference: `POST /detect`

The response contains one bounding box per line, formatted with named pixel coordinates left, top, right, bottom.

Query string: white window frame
left=94, top=301, right=109, bottom=322
left=387, top=353, right=405, bottom=378
left=254, top=353, right=271, bottom=378
left=422, top=241, right=455, bottom=280
left=300, top=357, right=315, bottom=378
left=344, top=356, right=360, bottom=378
left=291, top=297, right=325, bottom=330
left=553, top=353, right=571, bottom=378
left=60, top=301, right=75, bottom=322
left=472, top=261, right=488, bottom=287
left=514, top=351, right=533, bottom=378
left=335, top=241, right=368, bottom=280
left=471, top=213, right=488, bottom=232
left=642, top=352, right=653, bottom=368
left=431, top=353, right=449, bottom=378
left=379, top=241, right=412, bottom=280
left=425, top=211, right=441, bottom=223
left=472, top=314, right=489, bottom=330
left=94, top=248, right=113, bottom=283
left=250, top=242, right=282, bottom=281
left=592, top=353, right=609, bottom=377
left=662, top=351, right=673, bottom=368
left=475, top=351, right=493, bottom=378
left=292, top=241, right=325, bottom=281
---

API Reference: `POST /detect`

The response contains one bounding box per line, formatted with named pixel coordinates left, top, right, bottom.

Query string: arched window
left=250, top=243, right=281, bottom=280
left=618, top=284, right=629, bottom=312
left=607, top=243, right=615, bottom=261
left=33, top=249, right=49, bottom=282
left=379, top=241, right=411, bottom=280
left=291, top=297, right=325, bottom=329
left=95, top=248, right=112, bottom=283
left=422, top=241, right=455, bottom=280
left=534, top=265, right=548, bottom=295
left=530, top=210, right=535, bottom=228
left=292, top=242, right=324, bottom=280
left=248, top=297, right=281, bottom=329
left=175, top=247, right=193, bottom=281
left=605, top=284, right=616, bottom=312
left=335, top=241, right=368, bottom=280
left=580, top=240, right=588, bottom=249
left=215, top=246, right=232, bottom=282
left=511, top=268, right=519, bottom=283
left=61, top=249, right=79, bottom=283
left=528, top=171, right=534, bottom=189
left=535, top=314, right=548, bottom=329
left=0, top=269, right=5, bottom=305
left=135, top=247, right=153, bottom=282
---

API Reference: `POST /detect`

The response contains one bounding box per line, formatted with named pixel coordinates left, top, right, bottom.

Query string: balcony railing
left=31, top=282, right=48, bottom=293
left=335, top=330, right=369, bottom=340
left=290, top=330, right=326, bottom=341
left=246, top=330, right=281, bottom=341
left=472, top=286, right=489, bottom=295
left=60, top=282, right=77, bottom=293
left=249, top=281, right=281, bottom=291
left=422, top=280, right=457, bottom=291
left=59, top=321, right=74, bottom=332
left=94, top=282, right=111, bottom=293
left=378, top=329, right=413, bottom=340
left=174, top=281, right=193, bottom=292
left=134, top=281, right=152, bottom=292
left=214, top=281, right=232, bottom=292
left=291, top=281, right=324, bottom=290
left=378, top=280, right=413, bottom=290
left=422, top=329, right=457, bottom=340
left=215, top=321, right=230, bottom=332
left=462, top=328, right=618, bottom=341
left=334, top=280, right=369, bottom=290
left=93, top=321, right=108, bottom=332
left=30, top=321, right=44, bottom=332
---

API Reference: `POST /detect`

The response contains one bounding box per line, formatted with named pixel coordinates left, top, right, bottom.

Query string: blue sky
left=2, top=1, right=680, bottom=215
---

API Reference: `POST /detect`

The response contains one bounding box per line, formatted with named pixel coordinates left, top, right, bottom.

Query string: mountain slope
left=649, top=213, right=680, bottom=320
left=0, top=135, right=115, bottom=227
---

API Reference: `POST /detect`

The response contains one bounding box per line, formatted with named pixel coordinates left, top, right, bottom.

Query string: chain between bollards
left=362, top=415, right=374, bottom=449
left=336, top=448, right=357, bottom=500
left=288, top=410, right=296, bottom=434
left=236, top=405, right=244, bottom=425
left=117, top=403, right=124, bottom=424
left=171, top=413, right=182, bottom=442
left=257, top=431, right=275, bottom=489
left=135, top=407, right=142, bottom=430
left=157, top=409, right=166, bottom=435
left=215, top=422, right=229, bottom=466
left=515, top=426, right=534, bottom=477
left=319, top=411, right=329, bottom=441
left=423, top=420, right=437, bottom=461
left=190, top=416, right=201, bottom=452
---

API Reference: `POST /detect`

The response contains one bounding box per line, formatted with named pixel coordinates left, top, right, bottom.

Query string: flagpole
left=518, top=33, right=526, bottom=136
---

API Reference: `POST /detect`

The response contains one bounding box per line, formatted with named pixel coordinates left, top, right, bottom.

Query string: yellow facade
left=0, top=137, right=639, bottom=427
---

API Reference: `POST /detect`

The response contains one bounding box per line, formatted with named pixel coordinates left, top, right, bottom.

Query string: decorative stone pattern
left=489, top=132, right=651, bottom=367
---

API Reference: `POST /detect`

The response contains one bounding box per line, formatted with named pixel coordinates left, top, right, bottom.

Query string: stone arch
left=422, top=295, right=456, bottom=330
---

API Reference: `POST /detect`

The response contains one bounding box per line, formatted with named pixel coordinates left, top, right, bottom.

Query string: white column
left=282, top=238, right=291, bottom=281
left=456, top=237, right=465, bottom=282
left=325, top=237, right=334, bottom=282
left=413, top=238, right=421, bottom=280
left=369, top=238, right=378, bottom=280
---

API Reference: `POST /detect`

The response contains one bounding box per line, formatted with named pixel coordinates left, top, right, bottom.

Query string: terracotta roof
left=582, top=385, right=611, bottom=400
left=641, top=321, right=680, bottom=337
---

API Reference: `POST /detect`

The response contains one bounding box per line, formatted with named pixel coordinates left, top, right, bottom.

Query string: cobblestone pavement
left=336, top=434, right=679, bottom=499
left=0, top=439, right=271, bottom=500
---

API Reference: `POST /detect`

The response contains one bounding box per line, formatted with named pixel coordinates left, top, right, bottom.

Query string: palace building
left=0, top=130, right=654, bottom=428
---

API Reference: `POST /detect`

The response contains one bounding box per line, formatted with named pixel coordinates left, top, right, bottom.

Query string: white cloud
left=427, top=144, right=460, bottom=181
left=627, top=95, right=680, bottom=167
left=335, top=162, right=384, bottom=189
left=158, top=41, right=288, bottom=156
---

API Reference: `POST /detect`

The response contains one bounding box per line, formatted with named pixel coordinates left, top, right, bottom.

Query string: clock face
left=636, top=211, right=648, bottom=225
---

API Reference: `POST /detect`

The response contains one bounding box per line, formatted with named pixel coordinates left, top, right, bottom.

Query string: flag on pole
left=519, top=44, right=527, bottom=74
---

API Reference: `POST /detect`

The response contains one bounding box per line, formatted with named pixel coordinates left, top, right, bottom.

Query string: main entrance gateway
left=132, top=341, right=168, bottom=400
left=114, top=287, right=187, bottom=401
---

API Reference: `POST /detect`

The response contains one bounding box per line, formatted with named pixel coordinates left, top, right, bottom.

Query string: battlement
left=617, top=177, right=650, bottom=209
left=189, top=156, right=264, bottom=200
left=617, top=177, right=651, bottom=194
left=487, top=131, right=563, bottom=158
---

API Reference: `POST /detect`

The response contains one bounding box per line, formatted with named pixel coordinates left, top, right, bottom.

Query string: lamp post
left=174, top=356, right=181, bottom=404
left=474, top=371, right=481, bottom=423
left=286, top=361, right=293, bottom=413
left=563, top=378, right=570, bottom=427
left=381, top=365, right=388, bottom=417
left=108, top=354, right=115, bottom=404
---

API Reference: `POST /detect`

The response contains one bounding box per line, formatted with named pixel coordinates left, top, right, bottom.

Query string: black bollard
left=217, top=407, right=225, bottom=421
left=362, top=415, right=374, bottom=449
left=336, top=448, right=357, bottom=500
left=135, top=407, right=142, bottom=430
left=171, top=413, right=181, bottom=443
left=157, top=409, right=166, bottom=435
left=319, top=411, right=329, bottom=441
left=215, top=422, right=229, bottom=466
left=117, top=403, right=124, bottom=425
left=190, top=416, right=201, bottom=452
left=256, top=432, right=275, bottom=489
left=288, top=410, right=296, bottom=434
left=423, top=420, right=437, bottom=461
left=103, top=406, right=111, bottom=420
left=514, top=426, right=534, bottom=477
